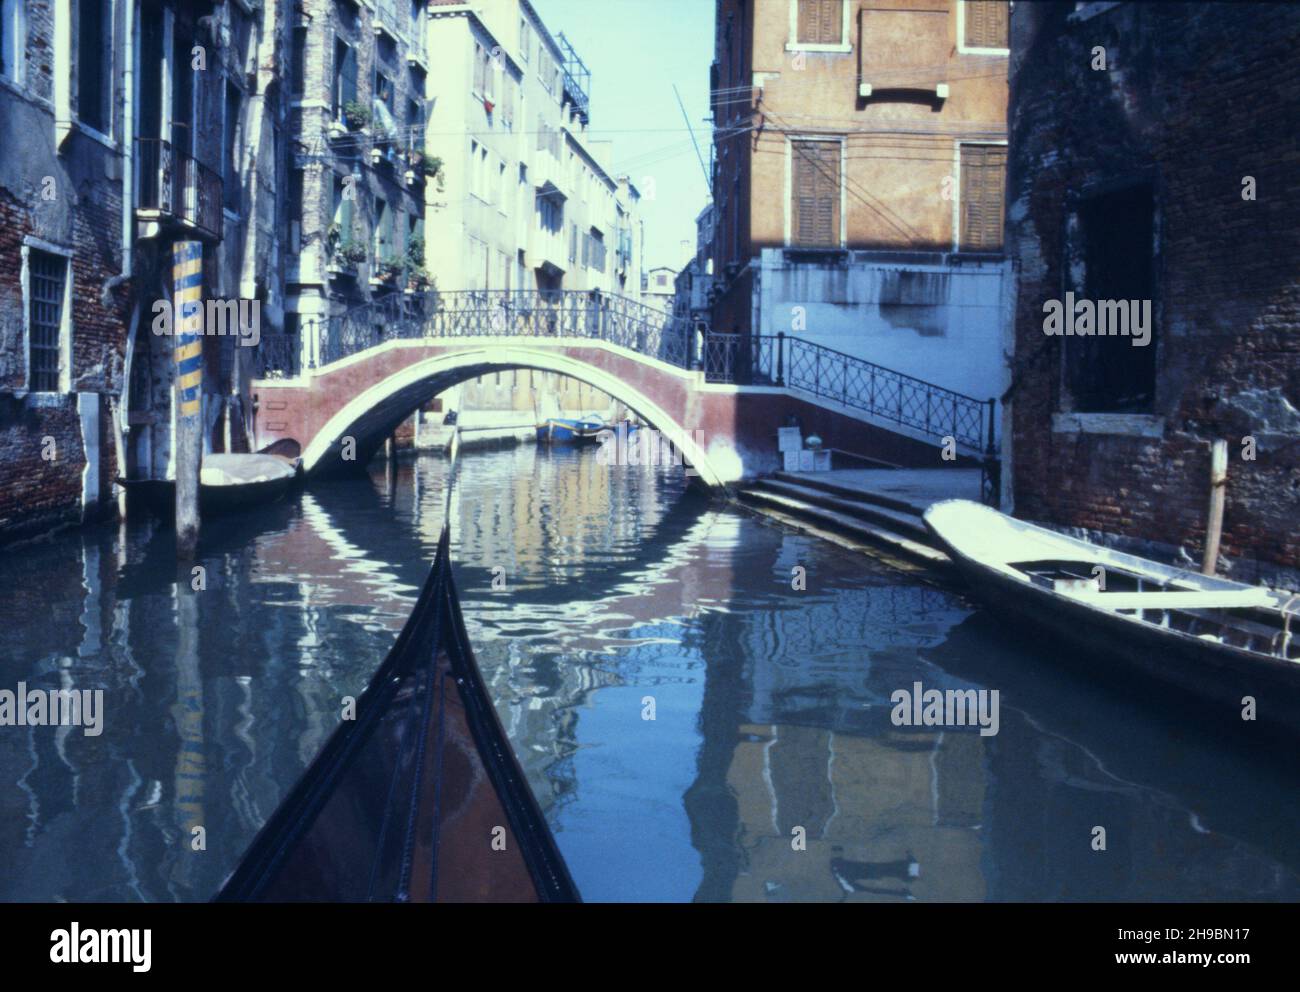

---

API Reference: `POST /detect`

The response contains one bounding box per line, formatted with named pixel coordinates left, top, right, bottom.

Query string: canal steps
left=735, top=473, right=952, bottom=569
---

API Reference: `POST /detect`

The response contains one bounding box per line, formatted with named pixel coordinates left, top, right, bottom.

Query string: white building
left=423, top=0, right=645, bottom=298
left=418, top=0, right=649, bottom=434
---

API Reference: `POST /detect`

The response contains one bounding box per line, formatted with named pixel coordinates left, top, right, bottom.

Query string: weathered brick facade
left=0, top=1, right=131, bottom=545
left=1006, top=2, right=1300, bottom=581
left=1, top=0, right=291, bottom=545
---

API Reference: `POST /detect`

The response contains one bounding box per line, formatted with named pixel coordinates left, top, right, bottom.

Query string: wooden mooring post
left=173, top=241, right=204, bottom=559
left=1201, top=439, right=1229, bottom=576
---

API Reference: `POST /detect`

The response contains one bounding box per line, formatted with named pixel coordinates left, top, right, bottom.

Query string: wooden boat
left=536, top=417, right=603, bottom=444
left=118, top=452, right=299, bottom=517
left=923, top=499, right=1300, bottom=729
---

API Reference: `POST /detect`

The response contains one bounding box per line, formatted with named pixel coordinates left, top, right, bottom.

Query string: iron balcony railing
left=136, top=137, right=223, bottom=241
left=703, top=331, right=996, bottom=457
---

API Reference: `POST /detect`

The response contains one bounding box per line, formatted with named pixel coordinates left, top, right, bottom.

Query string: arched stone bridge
left=252, top=290, right=996, bottom=487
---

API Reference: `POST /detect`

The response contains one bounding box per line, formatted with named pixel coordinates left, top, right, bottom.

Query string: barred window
left=28, top=250, right=67, bottom=393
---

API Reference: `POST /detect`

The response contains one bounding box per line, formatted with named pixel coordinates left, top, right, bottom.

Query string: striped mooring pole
left=173, top=241, right=203, bottom=558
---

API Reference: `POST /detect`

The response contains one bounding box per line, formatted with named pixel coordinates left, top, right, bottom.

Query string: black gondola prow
left=214, top=425, right=580, bottom=903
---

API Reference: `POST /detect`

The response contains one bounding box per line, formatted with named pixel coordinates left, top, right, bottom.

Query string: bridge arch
left=300, top=343, right=738, bottom=488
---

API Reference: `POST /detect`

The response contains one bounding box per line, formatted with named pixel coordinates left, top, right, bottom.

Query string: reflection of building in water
left=727, top=723, right=987, bottom=902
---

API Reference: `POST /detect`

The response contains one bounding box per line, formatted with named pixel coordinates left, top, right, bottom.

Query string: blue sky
left=533, top=0, right=715, bottom=271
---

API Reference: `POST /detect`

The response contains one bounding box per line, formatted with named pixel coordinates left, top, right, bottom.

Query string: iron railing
left=136, top=138, right=223, bottom=241
left=255, top=289, right=692, bottom=376
left=254, top=291, right=998, bottom=481
left=703, top=331, right=996, bottom=457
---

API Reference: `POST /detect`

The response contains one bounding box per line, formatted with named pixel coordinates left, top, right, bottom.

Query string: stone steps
left=735, top=479, right=950, bottom=569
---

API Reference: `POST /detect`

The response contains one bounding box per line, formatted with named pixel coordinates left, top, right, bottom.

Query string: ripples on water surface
left=1, top=444, right=1299, bottom=902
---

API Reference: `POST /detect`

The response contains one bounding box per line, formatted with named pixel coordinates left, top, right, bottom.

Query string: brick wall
left=1006, top=2, right=1300, bottom=578
left=0, top=183, right=127, bottom=545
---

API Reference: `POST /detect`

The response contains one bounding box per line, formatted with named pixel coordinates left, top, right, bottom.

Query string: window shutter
left=342, top=46, right=357, bottom=105
left=965, top=1, right=1008, bottom=49
left=959, top=144, right=1006, bottom=251
left=798, top=0, right=841, bottom=45
left=792, top=140, right=840, bottom=247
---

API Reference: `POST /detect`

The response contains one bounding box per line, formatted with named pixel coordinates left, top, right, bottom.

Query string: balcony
left=135, top=138, right=223, bottom=242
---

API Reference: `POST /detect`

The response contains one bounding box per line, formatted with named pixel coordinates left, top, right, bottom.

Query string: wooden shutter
left=964, top=1, right=1009, bottom=50
left=797, top=0, right=842, bottom=45
left=791, top=140, right=841, bottom=247
left=959, top=144, right=1006, bottom=251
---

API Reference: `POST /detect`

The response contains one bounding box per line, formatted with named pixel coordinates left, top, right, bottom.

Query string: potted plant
left=343, top=100, right=371, bottom=131
left=374, top=258, right=405, bottom=284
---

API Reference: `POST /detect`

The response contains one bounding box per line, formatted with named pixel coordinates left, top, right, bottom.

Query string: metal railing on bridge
left=704, top=331, right=996, bottom=458
left=254, top=289, right=997, bottom=473
left=257, top=289, right=693, bottom=377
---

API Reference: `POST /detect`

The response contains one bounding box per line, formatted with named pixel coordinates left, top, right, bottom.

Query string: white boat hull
left=923, top=500, right=1300, bottom=733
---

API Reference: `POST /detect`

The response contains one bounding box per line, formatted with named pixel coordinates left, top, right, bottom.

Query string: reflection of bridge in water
left=252, top=289, right=998, bottom=485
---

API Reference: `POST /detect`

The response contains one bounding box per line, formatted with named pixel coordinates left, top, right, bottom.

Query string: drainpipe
left=113, top=0, right=136, bottom=514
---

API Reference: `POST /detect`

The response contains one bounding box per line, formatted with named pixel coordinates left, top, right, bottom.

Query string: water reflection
left=0, top=443, right=1298, bottom=902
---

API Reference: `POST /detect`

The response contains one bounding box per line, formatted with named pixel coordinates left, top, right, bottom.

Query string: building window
left=520, top=17, right=531, bottom=63
left=957, top=143, right=1006, bottom=252
left=790, top=0, right=847, bottom=50
left=473, top=40, right=489, bottom=97
left=790, top=139, right=841, bottom=247
left=291, top=26, right=307, bottom=97
left=224, top=82, right=242, bottom=213
left=535, top=189, right=562, bottom=234
left=27, top=249, right=69, bottom=393
left=374, top=199, right=393, bottom=261
left=1064, top=182, right=1157, bottom=413
left=334, top=40, right=357, bottom=120
left=76, top=0, right=111, bottom=133
left=407, top=96, right=421, bottom=133
left=333, top=174, right=355, bottom=243
left=288, top=169, right=304, bottom=251
left=1, top=0, right=24, bottom=83
left=375, top=70, right=394, bottom=115
left=961, top=1, right=1010, bottom=53
left=336, top=0, right=359, bottom=32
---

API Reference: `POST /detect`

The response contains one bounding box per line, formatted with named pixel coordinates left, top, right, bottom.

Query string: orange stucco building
left=709, top=0, right=1011, bottom=405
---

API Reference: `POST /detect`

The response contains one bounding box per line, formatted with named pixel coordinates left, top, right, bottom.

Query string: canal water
left=2, top=444, right=1299, bottom=902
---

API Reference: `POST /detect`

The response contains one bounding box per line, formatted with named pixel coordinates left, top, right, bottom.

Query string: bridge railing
left=252, top=292, right=996, bottom=467
left=703, top=331, right=996, bottom=457
left=256, top=289, right=693, bottom=375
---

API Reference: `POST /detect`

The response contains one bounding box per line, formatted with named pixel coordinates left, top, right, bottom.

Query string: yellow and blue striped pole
left=173, top=241, right=203, bottom=556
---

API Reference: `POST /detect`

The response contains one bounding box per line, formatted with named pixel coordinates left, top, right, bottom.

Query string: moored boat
left=118, top=452, right=299, bottom=517
left=923, top=499, right=1300, bottom=730
left=536, top=417, right=604, bottom=444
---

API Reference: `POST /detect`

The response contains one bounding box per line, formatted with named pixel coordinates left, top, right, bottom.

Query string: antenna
left=673, top=84, right=710, bottom=190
